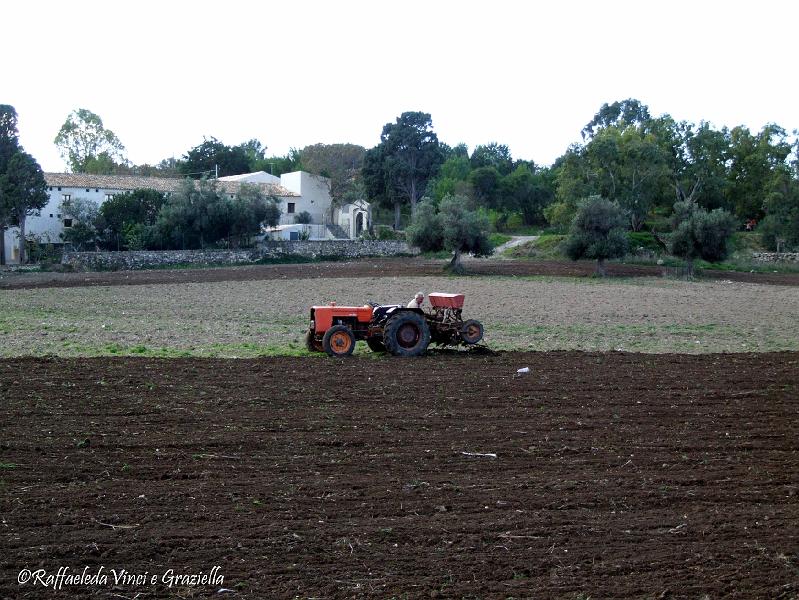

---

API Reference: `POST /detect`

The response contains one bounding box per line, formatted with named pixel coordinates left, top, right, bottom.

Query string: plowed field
left=2, top=352, right=798, bottom=598
left=2, top=257, right=798, bottom=290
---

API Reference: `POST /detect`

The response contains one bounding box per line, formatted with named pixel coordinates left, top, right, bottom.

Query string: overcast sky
left=4, top=0, right=797, bottom=172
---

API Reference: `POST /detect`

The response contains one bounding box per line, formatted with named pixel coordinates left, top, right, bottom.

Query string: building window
left=62, top=194, right=71, bottom=205
left=58, top=187, right=62, bottom=191
left=105, top=193, right=115, bottom=202
left=49, top=214, right=53, bottom=218
left=57, top=214, right=62, bottom=219
left=63, top=218, right=73, bottom=228
left=86, top=188, right=90, bottom=192
left=287, top=202, right=296, bottom=214
left=95, top=188, right=99, bottom=192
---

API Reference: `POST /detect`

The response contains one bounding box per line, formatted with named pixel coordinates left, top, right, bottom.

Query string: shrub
left=759, top=214, right=798, bottom=252
left=489, top=210, right=509, bottom=232
left=505, top=213, right=524, bottom=231
left=376, top=225, right=403, bottom=240
left=294, top=211, right=312, bottom=225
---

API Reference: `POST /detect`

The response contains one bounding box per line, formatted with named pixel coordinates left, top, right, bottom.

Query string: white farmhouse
left=219, top=171, right=370, bottom=241
left=2, top=171, right=371, bottom=263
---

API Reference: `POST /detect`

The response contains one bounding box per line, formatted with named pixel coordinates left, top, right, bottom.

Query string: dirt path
left=1, top=352, right=798, bottom=598
left=490, top=235, right=539, bottom=257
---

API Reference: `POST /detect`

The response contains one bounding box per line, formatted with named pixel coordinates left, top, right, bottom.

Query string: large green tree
left=581, top=98, right=652, bottom=140
left=0, top=105, right=18, bottom=166
left=726, top=124, right=793, bottom=220
left=677, top=121, right=731, bottom=211
left=759, top=143, right=799, bottom=251
left=238, top=139, right=267, bottom=170
left=429, top=154, right=473, bottom=203
left=301, top=143, right=365, bottom=182
left=468, top=166, right=502, bottom=208
left=470, top=142, right=514, bottom=176
left=499, top=165, right=555, bottom=225
left=111, top=157, right=182, bottom=179
left=178, top=137, right=252, bottom=178
left=587, top=126, right=671, bottom=230
left=99, top=189, right=166, bottom=250
left=557, top=118, right=671, bottom=231
left=363, top=111, right=444, bottom=229
left=251, top=149, right=303, bottom=177
left=0, top=150, right=48, bottom=263
left=0, top=104, right=21, bottom=264
left=546, top=146, right=594, bottom=229
left=54, top=108, right=127, bottom=173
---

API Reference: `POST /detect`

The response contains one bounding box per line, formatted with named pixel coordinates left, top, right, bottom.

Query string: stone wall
left=61, top=240, right=418, bottom=271
left=751, top=252, right=799, bottom=263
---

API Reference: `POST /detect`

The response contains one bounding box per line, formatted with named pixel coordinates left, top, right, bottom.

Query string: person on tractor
left=407, top=292, right=425, bottom=309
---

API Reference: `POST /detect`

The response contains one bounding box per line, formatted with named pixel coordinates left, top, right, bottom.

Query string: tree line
left=47, top=103, right=799, bottom=253
left=1, top=100, right=797, bottom=264
left=364, top=102, right=797, bottom=253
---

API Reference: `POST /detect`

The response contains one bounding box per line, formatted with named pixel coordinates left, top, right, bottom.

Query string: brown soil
left=2, top=352, right=798, bottom=598
left=2, top=258, right=798, bottom=290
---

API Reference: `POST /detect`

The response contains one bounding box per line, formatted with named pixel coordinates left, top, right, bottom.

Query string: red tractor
left=306, top=293, right=484, bottom=357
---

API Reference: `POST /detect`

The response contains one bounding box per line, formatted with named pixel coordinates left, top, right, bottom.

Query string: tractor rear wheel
left=460, top=319, right=484, bottom=345
left=384, top=312, right=431, bottom=357
left=322, top=325, right=356, bottom=357
left=366, top=337, right=386, bottom=353
left=305, top=330, right=323, bottom=352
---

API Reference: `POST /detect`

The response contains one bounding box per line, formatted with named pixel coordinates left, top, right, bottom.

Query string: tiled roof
left=44, top=173, right=299, bottom=197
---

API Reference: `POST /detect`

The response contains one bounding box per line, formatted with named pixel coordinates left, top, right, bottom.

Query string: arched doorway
left=355, top=212, right=364, bottom=237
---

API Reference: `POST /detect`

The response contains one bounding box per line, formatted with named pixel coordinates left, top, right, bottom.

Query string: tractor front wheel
left=460, top=319, right=484, bottom=345
left=384, top=312, right=431, bottom=357
left=322, top=325, right=356, bottom=357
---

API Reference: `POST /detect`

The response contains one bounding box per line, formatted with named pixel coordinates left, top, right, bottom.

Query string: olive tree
left=406, top=194, right=493, bottom=274
left=60, top=197, right=102, bottom=251
left=564, top=196, right=629, bottom=276
left=669, top=200, right=737, bottom=278
left=148, top=180, right=280, bottom=250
